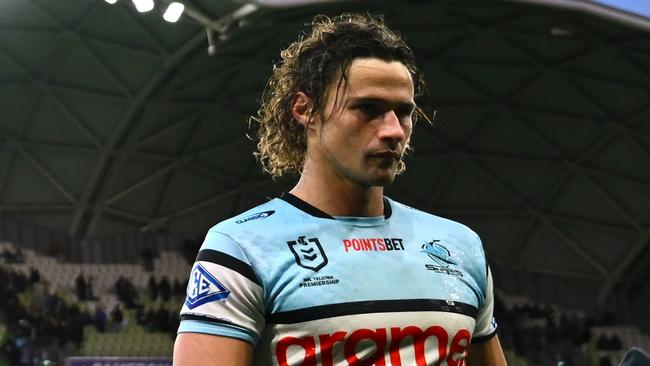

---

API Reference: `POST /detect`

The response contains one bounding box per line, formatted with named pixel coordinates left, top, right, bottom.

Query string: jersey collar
left=279, top=192, right=392, bottom=220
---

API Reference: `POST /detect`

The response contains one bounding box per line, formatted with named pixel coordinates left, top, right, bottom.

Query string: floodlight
left=104, top=0, right=118, bottom=4
left=163, top=2, right=185, bottom=23
left=132, top=0, right=154, bottom=12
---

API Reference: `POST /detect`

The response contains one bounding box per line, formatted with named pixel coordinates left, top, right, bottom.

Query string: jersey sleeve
left=177, top=229, right=265, bottom=345
left=471, top=266, right=498, bottom=343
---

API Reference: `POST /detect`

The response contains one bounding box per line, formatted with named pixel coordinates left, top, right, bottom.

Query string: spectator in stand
left=156, top=306, right=170, bottom=333
left=141, top=247, right=154, bottom=272
left=110, top=304, right=124, bottom=332
left=28, top=268, right=40, bottom=285
left=147, top=275, right=158, bottom=301
left=159, top=276, right=171, bottom=302
left=74, top=273, right=87, bottom=301
left=93, top=305, right=107, bottom=332
left=172, top=279, right=183, bottom=298
left=600, top=355, right=614, bottom=366
left=86, top=275, right=96, bottom=301
left=13, top=248, right=24, bottom=264
left=114, top=276, right=140, bottom=309
left=181, top=239, right=199, bottom=266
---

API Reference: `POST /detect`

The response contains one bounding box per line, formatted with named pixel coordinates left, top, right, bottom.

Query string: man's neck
left=290, top=169, right=385, bottom=218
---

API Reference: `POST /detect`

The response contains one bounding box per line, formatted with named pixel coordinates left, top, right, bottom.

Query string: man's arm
left=467, top=334, right=508, bottom=366
left=173, top=333, right=254, bottom=366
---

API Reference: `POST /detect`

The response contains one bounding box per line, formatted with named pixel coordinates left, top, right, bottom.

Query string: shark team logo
left=287, top=236, right=328, bottom=272
left=185, top=263, right=231, bottom=309
left=421, top=240, right=463, bottom=277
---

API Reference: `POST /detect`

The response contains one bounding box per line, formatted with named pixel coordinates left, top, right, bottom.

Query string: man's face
left=309, top=57, right=415, bottom=187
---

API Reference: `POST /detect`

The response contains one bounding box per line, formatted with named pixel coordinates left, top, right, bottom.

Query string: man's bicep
left=174, top=332, right=254, bottom=366
left=466, top=335, right=507, bottom=366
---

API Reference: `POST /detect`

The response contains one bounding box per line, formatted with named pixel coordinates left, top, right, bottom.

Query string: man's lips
left=369, top=151, right=402, bottom=160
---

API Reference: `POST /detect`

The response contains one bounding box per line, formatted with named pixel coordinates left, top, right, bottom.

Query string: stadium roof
left=591, top=0, right=650, bottom=18
left=1, top=0, right=649, bottom=323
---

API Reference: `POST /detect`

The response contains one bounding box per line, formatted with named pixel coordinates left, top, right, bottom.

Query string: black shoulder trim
left=280, top=192, right=393, bottom=220
left=180, top=314, right=234, bottom=325
left=267, top=299, right=477, bottom=324
left=471, top=329, right=498, bottom=344
left=196, top=249, right=261, bottom=287
left=383, top=197, right=392, bottom=219
left=280, top=192, right=334, bottom=219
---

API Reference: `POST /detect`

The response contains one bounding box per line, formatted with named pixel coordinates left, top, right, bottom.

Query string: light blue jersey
left=178, top=193, right=497, bottom=365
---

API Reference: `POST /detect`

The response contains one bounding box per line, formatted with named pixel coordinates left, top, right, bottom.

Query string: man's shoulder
left=208, top=198, right=278, bottom=230
left=207, top=196, right=303, bottom=235
left=388, top=197, right=480, bottom=239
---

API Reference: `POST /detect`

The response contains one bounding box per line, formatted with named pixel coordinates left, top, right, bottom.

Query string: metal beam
left=597, top=228, right=650, bottom=304
left=66, top=31, right=206, bottom=238
left=69, top=5, right=260, bottom=239
left=139, top=177, right=271, bottom=232
left=10, top=138, right=76, bottom=203
left=0, top=204, right=73, bottom=212
left=506, top=0, right=650, bottom=33
left=469, top=157, right=609, bottom=275
left=103, top=138, right=247, bottom=205
left=512, top=265, right=604, bottom=281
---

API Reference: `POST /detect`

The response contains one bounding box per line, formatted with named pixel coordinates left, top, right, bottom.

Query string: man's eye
left=396, top=108, right=414, bottom=119
left=358, top=104, right=382, bottom=117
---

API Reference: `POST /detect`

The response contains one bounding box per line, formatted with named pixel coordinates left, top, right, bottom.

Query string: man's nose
left=379, top=111, right=407, bottom=143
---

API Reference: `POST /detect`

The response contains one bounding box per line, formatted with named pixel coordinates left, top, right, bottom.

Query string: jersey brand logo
left=235, top=210, right=275, bottom=224
left=287, top=236, right=328, bottom=272
left=185, top=263, right=231, bottom=309
left=422, top=240, right=463, bottom=277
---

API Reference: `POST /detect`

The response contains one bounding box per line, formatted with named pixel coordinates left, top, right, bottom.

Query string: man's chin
left=361, top=171, right=397, bottom=187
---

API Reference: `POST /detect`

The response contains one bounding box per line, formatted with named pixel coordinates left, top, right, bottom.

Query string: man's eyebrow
left=348, top=97, right=416, bottom=110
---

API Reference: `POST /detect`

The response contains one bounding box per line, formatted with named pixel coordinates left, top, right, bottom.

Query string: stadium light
left=104, top=0, right=118, bottom=4
left=163, top=2, right=185, bottom=23
left=132, top=0, right=154, bottom=12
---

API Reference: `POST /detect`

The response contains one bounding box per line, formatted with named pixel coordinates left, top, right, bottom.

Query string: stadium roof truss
left=1, top=0, right=649, bottom=312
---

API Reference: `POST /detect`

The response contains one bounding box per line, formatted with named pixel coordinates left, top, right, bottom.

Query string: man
left=174, top=13, right=507, bottom=365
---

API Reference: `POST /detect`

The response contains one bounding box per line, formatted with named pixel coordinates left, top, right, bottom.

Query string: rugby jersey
left=178, top=193, right=497, bottom=365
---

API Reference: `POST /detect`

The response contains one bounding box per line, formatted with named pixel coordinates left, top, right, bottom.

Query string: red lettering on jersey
left=275, top=326, right=469, bottom=366
left=344, top=240, right=352, bottom=252
left=276, top=336, right=316, bottom=366
left=447, top=328, right=471, bottom=366
left=389, top=326, right=448, bottom=366
left=342, top=238, right=404, bottom=252
left=320, top=331, right=347, bottom=366
left=344, top=328, right=387, bottom=366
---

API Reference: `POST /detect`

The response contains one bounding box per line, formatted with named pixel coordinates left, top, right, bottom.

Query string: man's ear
left=291, top=92, right=313, bottom=128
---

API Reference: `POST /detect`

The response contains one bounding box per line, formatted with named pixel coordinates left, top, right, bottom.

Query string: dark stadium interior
left=1, top=0, right=649, bottom=365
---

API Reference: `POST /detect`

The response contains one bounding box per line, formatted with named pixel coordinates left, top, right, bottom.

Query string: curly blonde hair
left=251, top=13, right=427, bottom=178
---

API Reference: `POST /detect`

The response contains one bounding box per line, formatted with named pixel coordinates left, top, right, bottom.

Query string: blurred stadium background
left=0, top=0, right=649, bottom=365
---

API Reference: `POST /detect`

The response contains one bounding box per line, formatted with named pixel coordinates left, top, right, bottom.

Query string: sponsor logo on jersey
left=185, top=263, right=231, bottom=309
left=343, top=237, right=404, bottom=252
left=275, top=325, right=471, bottom=366
left=299, top=275, right=340, bottom=288
left=287, top=236, right=328, bottom=271
left=235, top=210, right=275, bottom=224
left=421, top=240, right=463, bottom=277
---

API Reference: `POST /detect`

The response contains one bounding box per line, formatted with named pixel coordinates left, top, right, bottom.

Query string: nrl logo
left=287, top=236, right=328, bottom=272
